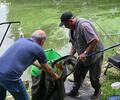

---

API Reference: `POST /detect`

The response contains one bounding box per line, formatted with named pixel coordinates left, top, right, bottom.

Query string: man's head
left=32, top=30, right=47, bottom=46
left=59, top=12, right=76, bottom=29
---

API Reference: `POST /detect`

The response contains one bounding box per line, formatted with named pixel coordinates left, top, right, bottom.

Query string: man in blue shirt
left=0, top=29, right=59, bottom=100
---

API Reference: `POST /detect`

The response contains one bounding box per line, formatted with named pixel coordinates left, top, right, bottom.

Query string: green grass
left=101, top=68, right=120, bottom=100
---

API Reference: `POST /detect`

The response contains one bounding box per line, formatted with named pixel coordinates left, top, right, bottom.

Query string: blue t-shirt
left=0, top=38, right=47, bottom=81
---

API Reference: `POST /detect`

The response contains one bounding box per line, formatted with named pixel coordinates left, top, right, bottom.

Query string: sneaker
left=91, top=89, right=101, bottom=99
left=66, top=89, right=79, bottom=97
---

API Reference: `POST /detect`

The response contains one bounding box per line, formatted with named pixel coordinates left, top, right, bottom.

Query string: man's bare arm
left=33, top=60, right=42, bottom=69
left=41, top=63, right=59, bottom=80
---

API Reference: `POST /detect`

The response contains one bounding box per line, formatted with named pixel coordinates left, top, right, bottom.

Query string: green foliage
left=101, top=69, right=120, bottom=100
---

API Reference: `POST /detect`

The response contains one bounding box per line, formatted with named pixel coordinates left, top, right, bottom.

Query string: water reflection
left=52, top=0, right=63, bottom=5
left=0, top=2, right=14, bottom=55
left=0, top=3, right=8, bottom=22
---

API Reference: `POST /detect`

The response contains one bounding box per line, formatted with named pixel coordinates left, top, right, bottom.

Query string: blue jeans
left=0, top=77, right=29, bottom=100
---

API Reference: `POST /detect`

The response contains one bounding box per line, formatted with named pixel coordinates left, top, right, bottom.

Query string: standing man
left=59, top=12, right=104, bottom=99
left=0, top=29, right=59, bottom=100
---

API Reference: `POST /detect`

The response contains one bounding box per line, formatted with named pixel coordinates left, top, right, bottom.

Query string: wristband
left=83, top=51, right=87, bottom=55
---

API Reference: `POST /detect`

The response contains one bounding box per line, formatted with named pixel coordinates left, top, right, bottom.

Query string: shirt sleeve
left=37, top=48, right=48, bottom=64
left=81, top=22, right=98, bottom=44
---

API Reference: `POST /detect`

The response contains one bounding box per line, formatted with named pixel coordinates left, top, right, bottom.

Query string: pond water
left=7, top=0, right=120, bottom=48
left=0, top=0, right=120, bottom=81
left=0, top=2, right=14, bottom=55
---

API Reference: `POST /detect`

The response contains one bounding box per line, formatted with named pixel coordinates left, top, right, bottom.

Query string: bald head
left=32, top=30, right=47, bottom=41
left=32, top=30, right=47, bottom=45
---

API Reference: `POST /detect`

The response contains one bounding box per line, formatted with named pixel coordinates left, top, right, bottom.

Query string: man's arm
left=79, top=22, right=100, bottom=60
left=84, top=38, right=99, bottom=54
left=33, top=60, right=42, bottom=68
left=80, top=38, right=99, bottom=60
left=41, top=63, right=59, bottom=80
left=33, top=61, right=59, bottom=80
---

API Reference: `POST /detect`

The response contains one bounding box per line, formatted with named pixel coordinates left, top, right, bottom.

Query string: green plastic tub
left=31, top=48, right=61, bottom=76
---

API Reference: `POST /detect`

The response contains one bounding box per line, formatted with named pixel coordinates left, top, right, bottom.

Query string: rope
left=87, top=13, right=116, bottom=44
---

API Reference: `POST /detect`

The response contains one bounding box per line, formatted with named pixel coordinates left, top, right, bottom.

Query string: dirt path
left=64, top=79, right=101, bottom=100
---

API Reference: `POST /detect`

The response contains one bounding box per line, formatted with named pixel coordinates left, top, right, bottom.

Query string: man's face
left=41, top=39, right=46, bottom=46
left=37, top=39, right=46, bottom=47
left=62, top=19, right=72, bottom=29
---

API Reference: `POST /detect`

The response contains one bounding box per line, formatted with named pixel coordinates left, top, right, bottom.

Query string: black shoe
left=66, top=89, right=79, bottom=97
left=91, top=89, right=101, bottom=99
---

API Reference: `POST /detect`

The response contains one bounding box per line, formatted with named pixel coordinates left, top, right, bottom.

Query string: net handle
left=51, top=55, right=77, bottom=68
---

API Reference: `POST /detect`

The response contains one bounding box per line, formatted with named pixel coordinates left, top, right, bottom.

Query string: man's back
left=0, top=38, right=47, bottom=80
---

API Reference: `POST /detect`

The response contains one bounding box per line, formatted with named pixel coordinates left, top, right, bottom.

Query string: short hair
left=32, top=30, right=47, bottom=41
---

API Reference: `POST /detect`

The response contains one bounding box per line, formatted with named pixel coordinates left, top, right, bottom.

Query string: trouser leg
left=89, top=56, right=103, bottom=91
left=0, top=84, right=6, bottom=100
left=31, top=75, right=42, bottom=100
left=7, top=79, right=29, bottom=100
left=73, top=60, right=89, bottom=90
left=31, top=71, right=47, bottom=100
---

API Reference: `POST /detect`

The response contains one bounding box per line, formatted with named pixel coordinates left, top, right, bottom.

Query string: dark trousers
left=73, top=55, right=103, bottom=91
left=31, top=71, right=47, bottom=100
left=31, top=71, right=65, bottom=100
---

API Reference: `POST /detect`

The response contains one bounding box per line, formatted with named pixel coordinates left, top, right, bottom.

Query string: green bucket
left=31, top=48, right=61, bottom=76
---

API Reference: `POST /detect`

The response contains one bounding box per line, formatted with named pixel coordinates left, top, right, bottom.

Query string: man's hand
left=52, top=73, right=59, bottom=80
left=79, top=52, right=87, bottom=61
left=41, top=63, right=60, bottom=80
